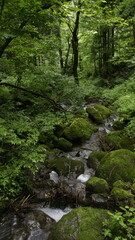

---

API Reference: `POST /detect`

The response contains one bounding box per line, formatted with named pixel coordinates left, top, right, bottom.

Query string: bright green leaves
left=102, top=206, right=135, bottom=240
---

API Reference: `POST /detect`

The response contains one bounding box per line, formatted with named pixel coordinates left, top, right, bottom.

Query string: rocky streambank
left=0, top=104, right=135, bottom=240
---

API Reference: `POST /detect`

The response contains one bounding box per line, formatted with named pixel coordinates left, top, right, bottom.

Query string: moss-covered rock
left=55, top=138, right=73, bottom=151
left=97, top=149, right=135, bottom=184
left=39, top=130, right=58, bottom=147
left=113, top=180, right=131, bottom=190
left=86, top=105, right=110, bottom=123
left=46, top=157, right=84, bottom=175
left=64, top=118, right=96, bottom=142
left=48, top=207, right=109, bottom=240
left=104, top=130, right=135, bottom=151
left=86, top=177, right=109, bottom=193
left=87, top=151, right=106, bottom=169
left=111, top=187, right=133, bottom=200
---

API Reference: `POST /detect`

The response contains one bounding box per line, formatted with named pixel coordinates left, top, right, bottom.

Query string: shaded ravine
left=0, top=115, right=117, bottom=240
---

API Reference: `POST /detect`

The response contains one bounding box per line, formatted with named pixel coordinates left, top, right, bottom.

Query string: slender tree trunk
left=72, top=10, right=80, bottom=84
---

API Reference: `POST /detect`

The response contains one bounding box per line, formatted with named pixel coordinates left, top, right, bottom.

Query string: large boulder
left=86, top=105, right=110, bottom=123
left=64, top=118, right=96, bottom=142
left=97, top=149, right=135, bottom=184
left=46, top=157, right=84, bottom=176
left=86, top=177, right=109, bottom=194
left=48, top=207, right=109, bottom=240
left=55, top=137, right=73, bottom=151
left=104, top=130, right=135, bottom=151
left=111, top=187, right=134, bottom=202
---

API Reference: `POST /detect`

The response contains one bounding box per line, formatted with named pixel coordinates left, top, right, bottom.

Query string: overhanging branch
left=0, top=82, right=65, bottom=111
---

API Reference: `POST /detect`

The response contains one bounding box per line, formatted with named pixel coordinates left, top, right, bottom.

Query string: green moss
left=86, top=105, right=110, bottom=123
left=97, top=149, right=135, bottom=184
left=104, top=130, right=135, bottom=151
left=86, top=177, right=109, bottom=193
left=74, top=110, right=88, bottom=119
left=55, top=138, right=73, bottom=151
left=111, top=187, right=133, bottom=200
left=64, top=118, right=96, bottom=142
left=113, top=180, right=131, bottom=190
left=87, top=151, right=106, bottom=169
left=39, top=130, right=58, bottom=147
left=48, top=207, right=109, bottom=240
left=46, top=157, right=84, bottom=175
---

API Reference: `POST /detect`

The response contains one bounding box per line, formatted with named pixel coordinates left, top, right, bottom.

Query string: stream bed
left=0, top=115, right=117, bottom=240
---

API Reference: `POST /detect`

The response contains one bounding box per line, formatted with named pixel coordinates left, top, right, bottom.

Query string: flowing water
left=0, top=115, right=117, bottom=240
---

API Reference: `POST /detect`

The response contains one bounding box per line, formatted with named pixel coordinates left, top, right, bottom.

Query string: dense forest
left=0, top=0, right=135, bottom=239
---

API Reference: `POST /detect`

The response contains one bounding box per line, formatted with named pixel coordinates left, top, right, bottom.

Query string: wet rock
left=48, top=207, right=110, bottom=240
left=0, top=210, right=55, bottom=240
left=91, top=193, right=108, bottom=204
left=86, top=177, right=109, bottom=194
left=24, top=210, right=55, bottom=231
left=46, top=157, right=84, bottom=176
left=86, top=105, right=110, bottom=123
left=97, top=149, right=135, bottom=184
left=64, top=118, right=97, bottom=142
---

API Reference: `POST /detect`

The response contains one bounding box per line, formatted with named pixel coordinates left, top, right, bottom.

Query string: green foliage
left=102, top=206, right=135, bottom=240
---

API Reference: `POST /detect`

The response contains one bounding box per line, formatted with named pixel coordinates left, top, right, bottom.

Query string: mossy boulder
left=64, top=118, right=96, bottom=142
left=48, top=207, right=109, bottom=240
left=86, top=105, right=110, bottom=123
left=113, top=180, right=131, bottom=190
left=46, top=157, right=84, bottom=175
left=39, top=130, right=58, bottom=147
left=104, top=130, right=135, bottom=151
left=74, top=109, right=88, bottom=119
left=87, top=151, right=106, bottom=169
left=111, top=187, right=133, bottom=201
left=97, top=149, right=135, bottom=184
left=55, top=138, right=73, bottom=151
left=86, top=177, right=109, bottom=193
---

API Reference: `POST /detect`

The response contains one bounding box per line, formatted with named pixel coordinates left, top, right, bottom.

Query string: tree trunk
left=72, top=10, right=80, bottom=84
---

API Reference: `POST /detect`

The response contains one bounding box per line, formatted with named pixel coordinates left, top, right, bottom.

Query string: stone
left=46, top=157, right=84, bottom=175
left=111, top=187, right=133, bottom=201
left=86, top=177, right=109, bottom=193
left=97, top=149, right=135, bottom=184
left=55, top=137, right=73, bottom=151
left=113, top=180, right=131, bottom=190
left=64, top=118, right=96, bottom=142
left=48, top=207, right=109, bottom=240
left=86, top=105, right=110, bottom=123
left=104, top=130, right=135, bottom=151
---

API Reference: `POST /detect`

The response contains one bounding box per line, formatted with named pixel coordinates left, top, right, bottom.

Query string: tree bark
left=72, top=10, right=80, bottom=84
